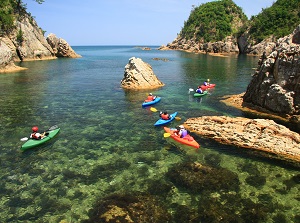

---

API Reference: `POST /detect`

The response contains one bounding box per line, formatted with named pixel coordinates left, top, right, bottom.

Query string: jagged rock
left=12, top=15, right=55, bottom=61
left=46, top=33, right=81, bottom=58
left=120, top=57, right=164, bottom=90
left=159, top=35, right=239, bottom=55
left=243, top=25, right=300, bottom=116
left=0, top=13, right=80, bottom=72
left=184, top=116, right=300, bottom=163
left=292, top=24, right=300, bottom=44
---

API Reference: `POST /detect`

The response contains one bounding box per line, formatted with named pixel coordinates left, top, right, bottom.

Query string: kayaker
left=30, top=126, right=46, bottom=140
left=196, top=86, right=203, bottom=94
left=145, top=93, right=156, bottom=101
left=159, top=111, right=171, bottom=120
left=175, top=125, right=188, bottom=138
left=203, top=79, right=210, bottom=86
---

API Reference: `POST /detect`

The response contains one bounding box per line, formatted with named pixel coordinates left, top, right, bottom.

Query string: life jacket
left=30, top=132, right=41, bottom=140
left=147, top=95, right=154, bottom=101
left=161, top=114, right=169, bottom=120
left=180, top=129, right=188, bottom=138
left=196, top=88, right=203, bottom=93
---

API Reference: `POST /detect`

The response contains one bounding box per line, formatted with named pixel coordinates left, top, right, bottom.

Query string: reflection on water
left=0, top=46, right=299, bottom=222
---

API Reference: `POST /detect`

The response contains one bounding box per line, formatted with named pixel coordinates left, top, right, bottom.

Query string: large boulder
left=184, top=116, right=300, bottom=163
left=120, top=57, right=164, bottom=90
left=46, top=33, right=81, bottom=58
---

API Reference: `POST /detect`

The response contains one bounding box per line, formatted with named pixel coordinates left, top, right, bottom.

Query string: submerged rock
left=87, top=193, right=171, bottom=223
left=184, top=116, right=300, bottom=163
left=166, top=161, right=240, bottom=193
left=120, top=57, right=164, bottom=90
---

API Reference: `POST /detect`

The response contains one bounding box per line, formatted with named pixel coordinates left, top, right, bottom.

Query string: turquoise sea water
left=0, top=46, right=299, bottom=222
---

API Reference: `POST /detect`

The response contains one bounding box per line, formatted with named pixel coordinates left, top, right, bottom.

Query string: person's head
left=32, top=126, right=38, bottom=132
left=149, top=93, right=153, bottom=96
left=163, top=111, right=167, bottom=115
left=179, top=125, right=184, bottom=129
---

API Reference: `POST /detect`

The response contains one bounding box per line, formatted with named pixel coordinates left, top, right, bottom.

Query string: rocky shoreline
left=183, top=93, right=300, bottom=165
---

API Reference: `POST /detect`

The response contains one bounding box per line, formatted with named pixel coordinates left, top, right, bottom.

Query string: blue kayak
left=142, top=97, right=161, bottom=107
left=154, top=112, right=178, bottom=126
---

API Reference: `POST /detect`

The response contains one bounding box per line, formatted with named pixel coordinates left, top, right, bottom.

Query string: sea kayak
left=20, top=126, right=60, bottom=151
left=193, top=91, right=208, bottom=97
left=154, top=112, right=177, bottom=126
left=142, top=97, right=161, bottom=107
left=200, top=83, right=216, bottom=90
left=164, top=127, right=200, bottom=149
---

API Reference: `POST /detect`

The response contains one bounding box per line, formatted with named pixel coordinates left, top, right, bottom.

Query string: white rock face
left=120, top=57, right=164, bottom=90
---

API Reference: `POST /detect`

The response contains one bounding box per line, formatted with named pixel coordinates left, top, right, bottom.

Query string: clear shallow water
left=0, top=46, right=299, bottom=222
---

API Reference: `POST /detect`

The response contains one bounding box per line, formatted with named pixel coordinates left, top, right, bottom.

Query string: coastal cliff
left=159, top=0, right=300, bottom=56
left=243, top=25, right=300, bottom=123
left=0, top=12, right=80, bottom=73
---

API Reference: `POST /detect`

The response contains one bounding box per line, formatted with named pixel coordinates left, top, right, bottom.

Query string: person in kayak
left=159, top=111, right=171, bottom=120
left=145, top=93, right=156, bottom=101
left=30, top=126, right=46, bottom=140
left=175, top=125, right=188, bottom=138
left=196, top=86, right=203, bottom=94
left=203, top=79, right=210, bottom=86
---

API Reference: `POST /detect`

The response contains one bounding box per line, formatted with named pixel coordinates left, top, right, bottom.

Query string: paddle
left=164, top=133, right=171, bottom=138
left=20, top=125, right=58, bottom=141
left=150, top=107, right=158, bottom=112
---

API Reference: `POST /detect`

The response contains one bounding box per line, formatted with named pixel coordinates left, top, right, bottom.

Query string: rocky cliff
left=120, top=57, right=164, bottom=90
left=0, top=13, right=80, bottom=73
left=243, top=25, right=300, bottom=121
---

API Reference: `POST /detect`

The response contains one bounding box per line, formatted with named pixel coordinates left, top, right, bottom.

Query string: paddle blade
left=150, top=107, right=158, bottom=112
left=20, top=137, right=28, bottom=141
left=175, top=117, right=181, bottom=121
left=164, top=133, right=171, bottom=138
left=48, top=125, right=58, bottom=131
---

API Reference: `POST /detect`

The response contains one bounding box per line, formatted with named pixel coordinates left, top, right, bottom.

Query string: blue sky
left=23, top=0, right=275, bottom=46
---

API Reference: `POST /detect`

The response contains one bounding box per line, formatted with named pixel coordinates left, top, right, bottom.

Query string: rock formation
left=0, top=13, right=80, bottom=72
left=184, top=116, right=300, bottom=163
left=46, top=33, right=81, bottom=58
left=120, top=57, right=164, bottom=90
left=159, top=35, right=239, bottom=55
left=243, top=25, right=300, bottom=120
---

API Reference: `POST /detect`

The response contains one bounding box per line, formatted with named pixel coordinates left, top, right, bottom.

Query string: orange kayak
left=200, top=83, right=216, bottom=90
left=164, top=127, right=200, bottom=149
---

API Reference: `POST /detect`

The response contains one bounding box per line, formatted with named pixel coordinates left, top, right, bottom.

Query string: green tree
left=180, top=0, right=247, bottom=43
left=249, top=0, right=300, bottom=43
left=0, top=0, right=15, bottom=33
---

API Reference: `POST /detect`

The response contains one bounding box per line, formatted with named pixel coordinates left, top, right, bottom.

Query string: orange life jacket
left=161, top=114, right=169, bottom=120
left=147, top=95, right=154, bottom=101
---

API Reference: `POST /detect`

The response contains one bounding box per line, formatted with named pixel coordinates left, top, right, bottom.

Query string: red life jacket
left=147, top=95, right=154, bottom=101
left=161, top=114, right=169, bottom=120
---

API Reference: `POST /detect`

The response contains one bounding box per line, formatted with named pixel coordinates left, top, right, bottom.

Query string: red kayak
left=200, top=83, right=216, bottom=90
left=164, top=127, right=200, bottom=149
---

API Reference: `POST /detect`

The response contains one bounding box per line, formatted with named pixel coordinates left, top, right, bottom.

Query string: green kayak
left=20, top=126, right=60, bottom=151
left=193, top=91, right=208, bottom=97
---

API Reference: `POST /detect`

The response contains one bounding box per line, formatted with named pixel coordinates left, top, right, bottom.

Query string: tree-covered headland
left=180, top=0, right=300, bottom=44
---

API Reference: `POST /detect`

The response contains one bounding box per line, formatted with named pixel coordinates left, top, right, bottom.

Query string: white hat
left=179, top=125, right=184, bottom=129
